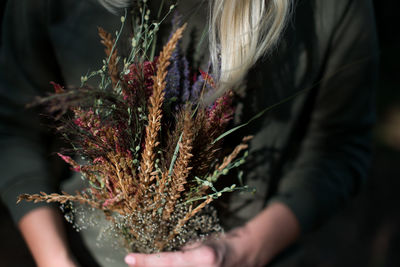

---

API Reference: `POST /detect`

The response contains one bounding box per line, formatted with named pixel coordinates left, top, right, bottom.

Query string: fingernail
left=125, top=255, right=136, bottom=265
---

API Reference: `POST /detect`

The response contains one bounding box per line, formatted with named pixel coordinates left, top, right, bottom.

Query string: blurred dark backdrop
left=0, top=1, right=399, bottom=266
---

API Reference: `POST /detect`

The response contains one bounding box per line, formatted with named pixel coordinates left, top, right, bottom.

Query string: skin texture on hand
left=19, top=206, right=78, bottom=267
left=125, top=202, right=300, bottom=267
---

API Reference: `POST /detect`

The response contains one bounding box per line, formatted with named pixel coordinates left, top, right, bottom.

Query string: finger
left=125, top=246, right=218, bottom=267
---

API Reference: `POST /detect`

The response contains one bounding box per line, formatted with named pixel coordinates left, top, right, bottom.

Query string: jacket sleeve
left=269, top=0, right=379, bottom=232
left=0, top=0, right=64, bottom=223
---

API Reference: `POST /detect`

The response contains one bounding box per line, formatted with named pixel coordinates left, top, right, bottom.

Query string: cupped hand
left=124, top=228, right=254, bottom=267
left=125, top=202, right=301, bottom=267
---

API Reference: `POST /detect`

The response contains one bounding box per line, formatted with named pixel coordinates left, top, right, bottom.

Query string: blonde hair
left=99, top=0, right=292, bottom=92
left=209, top=0, right=292, bottom=93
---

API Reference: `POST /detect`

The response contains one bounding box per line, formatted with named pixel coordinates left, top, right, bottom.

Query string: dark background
left=1, top=1, right=400, bottom=266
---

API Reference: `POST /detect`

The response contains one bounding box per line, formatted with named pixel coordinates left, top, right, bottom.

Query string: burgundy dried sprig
left=123, top=59, right=158, bottom=103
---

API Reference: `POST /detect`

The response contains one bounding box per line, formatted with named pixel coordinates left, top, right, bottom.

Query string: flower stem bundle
left=18, top=3, right=252, bottom=253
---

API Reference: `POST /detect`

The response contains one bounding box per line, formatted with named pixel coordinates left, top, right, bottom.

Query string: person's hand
left=124, top=202, right=301, bottom=267
left=124, top=227, right=256, bottom=267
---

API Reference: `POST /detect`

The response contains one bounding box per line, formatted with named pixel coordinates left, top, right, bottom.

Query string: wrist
left=240, top=202, right=301, bottom=266
left=19, top=207, right=78, bottom=267
left=223, top=226, right=263, bottom=267
left=38, top=255, right=77, bottom=267
left=36, top=249, right=77, bottom=267
left=235, top=224, right=271, bottom=266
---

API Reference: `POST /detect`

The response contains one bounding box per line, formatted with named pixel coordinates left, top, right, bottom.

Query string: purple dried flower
left=165, top=49, right=181, bottom=100
left=181, top=56, right=191, bottom=101
left=164, top=12, right=191, bottom=105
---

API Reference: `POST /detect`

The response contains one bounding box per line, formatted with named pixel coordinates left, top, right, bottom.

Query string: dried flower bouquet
left=18, top=3, right=251, bottom=253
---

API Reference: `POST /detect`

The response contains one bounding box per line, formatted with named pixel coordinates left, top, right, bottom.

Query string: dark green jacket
left=0, top=0, right=378, bottom=235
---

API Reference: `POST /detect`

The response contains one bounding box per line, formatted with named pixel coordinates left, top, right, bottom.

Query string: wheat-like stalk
left=138, top=23, right=187, bottom=184
left=157, top=197, right=213, bottom=251
left=190, top=110, right=218, bottom=177
left=17, top=191, right=102, bottom=210
left=163, top=107, right=194, bottom=220
left=153, top=170, right=169, bottom=216
left=174, top=197, right=213, bottom=235
left=98, top=27, right=119, bottom=89
left=133, top=24, right=187, bottom=210
left=108, top=153, right=130, bottom=204
left=196, top=135, right=253, bottom=196
left=217, top=135, right=253, bottom=171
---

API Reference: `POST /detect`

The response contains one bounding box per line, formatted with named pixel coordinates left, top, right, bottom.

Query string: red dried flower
left=123, top=58, right=158, bottom=101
